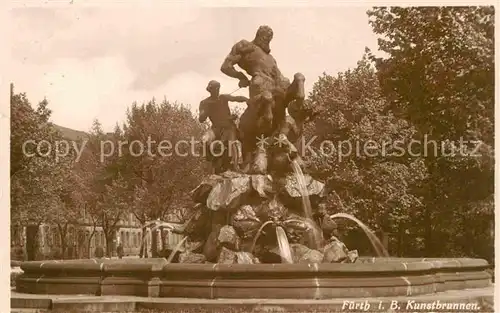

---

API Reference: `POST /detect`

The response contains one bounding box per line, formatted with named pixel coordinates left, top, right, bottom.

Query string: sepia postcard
left=5, top=1, right=496, bottom=312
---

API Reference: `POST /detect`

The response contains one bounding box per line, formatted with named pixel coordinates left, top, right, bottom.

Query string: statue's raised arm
left=219, top=94, right=249, bottom=103
left=220, top=40, right=252, bottom=88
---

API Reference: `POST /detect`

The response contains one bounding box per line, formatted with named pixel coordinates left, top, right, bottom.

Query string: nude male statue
left=199, top=80, right=248, bottom=173
left=220, top=25, right=306, bottom=170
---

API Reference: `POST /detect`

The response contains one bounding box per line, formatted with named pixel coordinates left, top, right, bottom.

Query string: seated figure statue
left=276, top=100, right=318, bottom=156
left=269, top=100, right=318, bottom=175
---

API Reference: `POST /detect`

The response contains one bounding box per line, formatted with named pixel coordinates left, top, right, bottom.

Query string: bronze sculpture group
left=199, top=25, right=314, bottom=175
left=171, top=25, right=357, bottom=265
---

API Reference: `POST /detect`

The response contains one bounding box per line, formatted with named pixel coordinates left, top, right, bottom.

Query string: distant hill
left=53, top=124, right=88, bottom=141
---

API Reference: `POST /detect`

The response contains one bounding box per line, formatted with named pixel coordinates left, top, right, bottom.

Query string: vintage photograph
left=9, top=4, right=494, bottom=313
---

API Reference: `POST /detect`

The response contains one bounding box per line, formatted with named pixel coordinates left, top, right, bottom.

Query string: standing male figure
left=220, top=25, right=306, bottom=171
left=199, top=80, right=248, bottom=173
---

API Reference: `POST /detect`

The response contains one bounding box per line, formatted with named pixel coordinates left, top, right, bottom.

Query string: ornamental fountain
left=13, top=25, right=493, bottom=312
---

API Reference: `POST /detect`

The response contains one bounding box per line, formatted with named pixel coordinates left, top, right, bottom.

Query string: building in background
left=11, top=210, right=185, bottom=260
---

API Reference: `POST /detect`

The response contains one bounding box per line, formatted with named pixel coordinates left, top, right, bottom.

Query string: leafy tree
left=52, top=159, right=86, bottom=259
left=97, top=173, right=131, bottom=257
left=10, top=89, right=77, bottom=260
left=304, top=56, right=426, bottom=255
left=78, top=121, right=131, bottom=257
left=119, top=98, right=205, bottom=256
left=72, top=119, right=106, bottom=257
left=367, top=7, right=494, bottom=258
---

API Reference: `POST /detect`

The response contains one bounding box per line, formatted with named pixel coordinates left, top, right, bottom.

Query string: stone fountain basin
left=16, top=257, right=492, bottom=299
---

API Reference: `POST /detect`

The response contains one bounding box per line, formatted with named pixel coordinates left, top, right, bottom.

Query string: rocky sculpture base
left=170, top=171, right=357, bottom=264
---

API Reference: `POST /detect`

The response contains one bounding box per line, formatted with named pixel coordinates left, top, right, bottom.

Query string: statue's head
left=206, top=80, right=220, bottom=96
left=254, top=25, right=273, bottom=54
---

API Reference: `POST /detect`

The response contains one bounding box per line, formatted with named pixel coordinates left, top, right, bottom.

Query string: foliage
left=119, top=99, right=205, bottom=224
left=367, top=7, right=494, bottom=142
left=11, top=90, right=86, bottom=259
left=9, top=7, right=494, bottom=261
left=366, top=6, right=494, bottom=258
left=11, top=94, right=74, bottom=226
left=76, top=121, right=131, bottom=256
left=303, top=56, right=427, bottom=254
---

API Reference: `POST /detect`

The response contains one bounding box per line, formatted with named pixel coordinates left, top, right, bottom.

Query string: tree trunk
left=60, top=236, right=67, bottom=259
left=87, top=232, right=95, bottom=259
left=105, top=234, right=114, bottom=257
left=56, top=224, right=68, bottom=259
left=160, top=226, right=167, bottom=252
left=139, top=225, right=147, bottom=258
left=424, top=207, right=433, bottom=256
left=26, top=225, right=39, bottom=261
left=76, top=230, right=85, bottom=259
left=424, top=157, right=437, bottom=257
left=381, top=232, right=389, bottom=253
left=151, top=230, right=159, bottom=258
left=397, top=224, right=403, bottom=257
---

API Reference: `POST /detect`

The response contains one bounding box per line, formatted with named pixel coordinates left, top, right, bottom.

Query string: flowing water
left=236, top=251, right=255, bottom=264
left=146, top=166, right=388, bottom=264
left=250, top=219, right=316, bottom=264
left=329, top=213, right=389, bottom=257
left=149, top=221, right=179, bottom=232
left=140, top=221, right=185, bottom=262
left=275, top=226, right=293, bottom=264
left=289, top=160, right=388, bottom=257
left=166, top=236, right=188, bottom=263
left=142, top=220, right=177, bottom=245
left=290, top=160, right=324, bottom=249
left=250, top=221, right=274, bottom=254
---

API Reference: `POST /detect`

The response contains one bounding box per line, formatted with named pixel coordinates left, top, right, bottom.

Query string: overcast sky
left=10, top=6, right=381, bottom=132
